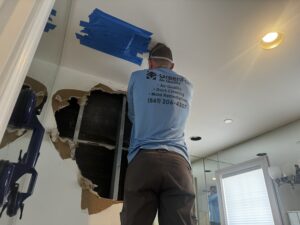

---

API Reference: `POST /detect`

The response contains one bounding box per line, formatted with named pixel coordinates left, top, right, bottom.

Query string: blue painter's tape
left=76, top=8, right=153, bottom=65
left=44, top=9, right=57, bottom=33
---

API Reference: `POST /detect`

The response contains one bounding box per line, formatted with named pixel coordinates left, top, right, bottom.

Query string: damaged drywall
left=50, top=83, right=131, bottom=214
left=0, top=76, right=48, bottom=149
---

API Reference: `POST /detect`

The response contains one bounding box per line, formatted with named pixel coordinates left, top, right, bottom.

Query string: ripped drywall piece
left=50, top=135, right=75, bottom=159
left=0, top=77, right=47, bottom=149
left=78, top=172, right=98, bottom=192
left=52, top=89, right=87, bottom=112
left=91, top=83, right=126, bottom=95
left=81, top=190, right=122, bottom=215
left=78, top=158, right=123, bottom=215
left=44, top=9, right=57, bottom=32
left=76, top=8, right=152, bottom=65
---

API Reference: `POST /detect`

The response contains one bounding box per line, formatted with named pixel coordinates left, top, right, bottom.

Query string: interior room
left=0, top=0, right=300, bottom=225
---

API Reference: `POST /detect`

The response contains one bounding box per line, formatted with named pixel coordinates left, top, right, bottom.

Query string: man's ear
left=170, top=63, right=174, bottom=70
left=148, top=59, right=154, bottom=69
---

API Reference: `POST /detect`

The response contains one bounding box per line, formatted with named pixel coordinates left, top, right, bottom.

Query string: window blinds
left=222, top=168, right=275, bottom=225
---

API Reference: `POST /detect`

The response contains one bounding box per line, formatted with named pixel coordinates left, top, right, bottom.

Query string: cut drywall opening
left=51, top=84, right=131, bottom=213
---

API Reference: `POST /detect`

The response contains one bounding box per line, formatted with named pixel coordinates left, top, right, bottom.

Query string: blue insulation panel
left=76, top=8, right=153, bottom=65
left=44, top=9, right=57, bottom=32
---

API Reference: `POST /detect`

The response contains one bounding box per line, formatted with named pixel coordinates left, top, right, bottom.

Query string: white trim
left=216, top=156, right=283, bottom=225
left=0, top=0, right=55, bottom=142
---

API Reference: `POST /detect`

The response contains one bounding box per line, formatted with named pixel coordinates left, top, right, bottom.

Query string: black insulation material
left=75, top=144, right=128, bottom=199
left=55, top=97, right=80, bottom=139
left=79, top=90, right=131, bottom=147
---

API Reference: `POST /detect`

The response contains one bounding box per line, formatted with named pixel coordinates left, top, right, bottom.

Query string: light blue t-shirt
left=208, top=193, right=220, bottom=223
left=127, top=68, right=193, bottom=163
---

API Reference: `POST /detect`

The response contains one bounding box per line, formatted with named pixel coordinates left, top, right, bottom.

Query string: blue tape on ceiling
left=44, top=9, right=57, bottom=33
left=76, top=8, right=153, bottom=65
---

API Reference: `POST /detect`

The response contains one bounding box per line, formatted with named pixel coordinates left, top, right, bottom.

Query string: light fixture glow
left=261, top=32, right=283, bottom=49
left=224, top=119, right=233, bottom=124
left=212, top=177, right=217, bottom=181
left=262, top=32, right=279, bottom=43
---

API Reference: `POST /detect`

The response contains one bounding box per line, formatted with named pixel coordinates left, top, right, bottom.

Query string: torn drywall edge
left=50, top=129, right=116, bottom=160
left=76, top=8, right=152, bottom=65
left=91, top=83, right=126, bottom=95
left=52, top=83, right=125, bottom=112
left=50, top=83, right=128, bottom=214
left=81, top=190, right=122, bottom=215
left=50, top=134, right=74, bottom=159
left=52, top=89, right=87, bottom=112
left=50, top=84, right=125, bottom=159
left=78, top=171, right=122, bottom=215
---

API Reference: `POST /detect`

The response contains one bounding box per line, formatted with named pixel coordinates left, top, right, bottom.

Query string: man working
left=208, top=186, right=220, bottom=225
left=121, top=43, right=196, bottom=225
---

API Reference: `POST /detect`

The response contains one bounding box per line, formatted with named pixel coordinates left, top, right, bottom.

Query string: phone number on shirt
left=147, top=98, right=188, bottom=109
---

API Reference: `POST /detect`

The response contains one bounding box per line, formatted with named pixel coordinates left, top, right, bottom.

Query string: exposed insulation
left=50, top=83, right=131, bottom=214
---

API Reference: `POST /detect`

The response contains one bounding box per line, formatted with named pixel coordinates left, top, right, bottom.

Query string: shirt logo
left=146, top=71, right=157, bottom=80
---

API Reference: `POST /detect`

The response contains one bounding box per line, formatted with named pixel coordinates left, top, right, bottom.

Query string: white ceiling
left=40, top=0, right=300, bottom=160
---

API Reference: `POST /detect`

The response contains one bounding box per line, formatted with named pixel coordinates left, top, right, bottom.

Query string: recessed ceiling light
left=190, top=136, right=202, bottom=141
left=257, top=153, right=267, bottom=157
left=261, top=32, right=283, bottom=49
left=224, top=119, right=233, bottom=124
left=212, top=177, right=217, bottom=181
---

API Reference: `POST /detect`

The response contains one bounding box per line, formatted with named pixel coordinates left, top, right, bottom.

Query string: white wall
left=0, top=133, right=88, bottom=225
left=216, top=120, right=300, bottom=168
left=192, top=119, right=300, bottom=225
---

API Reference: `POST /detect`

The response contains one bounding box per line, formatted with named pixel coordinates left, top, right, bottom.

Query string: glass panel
left=193, top=159, right=210, bottom=225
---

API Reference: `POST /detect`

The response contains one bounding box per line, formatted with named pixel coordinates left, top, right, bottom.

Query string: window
left=216, top=156, right=282, bottom=225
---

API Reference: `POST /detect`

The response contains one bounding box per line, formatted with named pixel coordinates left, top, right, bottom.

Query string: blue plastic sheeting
left=76, top=9, right=152, bottom=65
left=44, top=9, right=57, bottom=32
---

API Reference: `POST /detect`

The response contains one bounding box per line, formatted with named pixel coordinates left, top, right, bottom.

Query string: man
left=208, top=186, right=220, bottom=225
left=121, top=43, right=196, bottom=225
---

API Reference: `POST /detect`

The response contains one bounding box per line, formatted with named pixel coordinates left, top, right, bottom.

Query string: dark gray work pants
left=121, top=149, right=197, bottom=225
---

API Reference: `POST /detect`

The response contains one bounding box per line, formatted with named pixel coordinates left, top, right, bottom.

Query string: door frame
left=0, top=0, right=55, bottom=142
